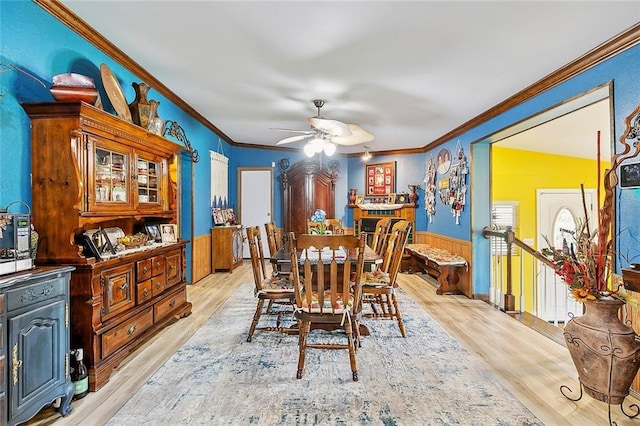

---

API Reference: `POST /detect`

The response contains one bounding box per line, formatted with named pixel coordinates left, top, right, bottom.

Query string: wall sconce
left=361, top=146, right=372, bottom=162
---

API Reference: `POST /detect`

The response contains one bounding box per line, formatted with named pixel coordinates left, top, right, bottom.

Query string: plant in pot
left=541, top=104, right=640, bottom=422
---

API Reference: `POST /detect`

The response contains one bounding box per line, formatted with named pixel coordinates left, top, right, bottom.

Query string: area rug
left=107, top=282, right=541, bottom=425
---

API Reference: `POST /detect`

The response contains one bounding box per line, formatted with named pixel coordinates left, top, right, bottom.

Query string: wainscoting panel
left=192, top=233, right=212, bottom=283
left=414, top=231, right=473, bottom=298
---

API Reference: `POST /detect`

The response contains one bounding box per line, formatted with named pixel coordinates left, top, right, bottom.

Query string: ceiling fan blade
left=276, top=134, right=313, bottom=145
left=270, top=128, right=315, bottom=134
left=332, top=124, right=374, bottom=145
left=307, top=117, right=352, bottom=137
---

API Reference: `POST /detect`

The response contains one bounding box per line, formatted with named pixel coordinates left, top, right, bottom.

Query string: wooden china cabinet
left=22, top=101, right=192, bottom=391
left=281, top=160, right=337, bottom=237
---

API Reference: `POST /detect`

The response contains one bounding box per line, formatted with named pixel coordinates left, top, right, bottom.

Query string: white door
left=536, top=189, right=597, bottom=323
left=239, top=168, right=273, bottom=258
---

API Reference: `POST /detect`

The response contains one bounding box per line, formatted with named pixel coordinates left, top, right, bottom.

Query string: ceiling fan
left=274, top=100, right=374, bottom=156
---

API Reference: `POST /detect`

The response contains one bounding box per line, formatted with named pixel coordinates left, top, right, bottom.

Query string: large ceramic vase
left=563, top=298, right=640, bottom=404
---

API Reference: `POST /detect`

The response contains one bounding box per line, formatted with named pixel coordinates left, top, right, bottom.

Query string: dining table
left=270, top=241, right=383, bottom=270
left=270, top=240, right=383, bottom=336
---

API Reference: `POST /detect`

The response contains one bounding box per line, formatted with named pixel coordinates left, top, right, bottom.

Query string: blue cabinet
left=0, top=266, right=74, bottom=425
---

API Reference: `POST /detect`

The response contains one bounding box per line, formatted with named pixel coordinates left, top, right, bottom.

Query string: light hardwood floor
left=29, top=263, right=640, bottom=425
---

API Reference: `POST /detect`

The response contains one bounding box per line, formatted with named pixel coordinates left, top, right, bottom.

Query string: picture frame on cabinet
left=90, top=228, right=115, bottom=256
left=225, top=208, right=236, bottom=224
left=161, top=224, right=177, bottom=243
left=75, top=233, right=102, bottom=260
left=220, top=209, right=229, bottom=224
left=145, top=223, right=162, bottom=242
left=212, top=208, right=225, bottom=225
left=355, top=194, right=365, bottom=205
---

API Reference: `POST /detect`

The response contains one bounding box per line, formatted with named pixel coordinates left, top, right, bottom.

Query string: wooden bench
left=404, top=244, right=467, bottom=295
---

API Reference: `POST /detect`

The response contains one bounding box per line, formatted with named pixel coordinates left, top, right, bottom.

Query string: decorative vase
left=349, top=188, right=357, bottom=204
left=147, top=100, right=164, bottom=135
left=128, top=82, right=152, bottom=129
left=563, top=298, right=640, bottom=405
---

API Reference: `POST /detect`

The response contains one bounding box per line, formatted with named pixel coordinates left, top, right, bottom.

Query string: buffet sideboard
left=22, top=101, right=192, bottom=391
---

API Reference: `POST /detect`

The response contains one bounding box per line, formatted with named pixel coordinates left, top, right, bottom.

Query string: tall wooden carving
left=280, top=159, right=338, bottom=236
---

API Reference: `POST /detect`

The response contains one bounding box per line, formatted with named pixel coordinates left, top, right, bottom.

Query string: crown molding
left=36, top=1, right=640, bottom=154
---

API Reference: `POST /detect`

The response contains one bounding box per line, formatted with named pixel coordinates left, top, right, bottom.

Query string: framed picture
left=160, top=224, right=177, bottom=243
left=89, top=228, right=115, bottom=255
left=355, top=194, right=365, bottom=205
left=387, top=193, right=396, bottom=204
left=225, top=208, right=236, bottom=224
left=395, top=193, right=409, bottom=204
left=212, top=208, right=225, bottom=225
left=145, top=223, right=162, bottom=242
left=621, top=163, right=640, bottom=188
left=366, top=161, right=396, bottom=195
left=220, top=209, right=229, bottom=224
left=437, top=148, right=452, bottom=175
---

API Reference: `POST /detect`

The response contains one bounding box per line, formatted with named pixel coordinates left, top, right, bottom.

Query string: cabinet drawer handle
left=156, top=282, right=162, bottom=289
left=142, top=266, right=149, bottom=274
left=12, top=343, right=23, bottom=386
left=120, top=282, right=129, bottom=291
left=127, top=324, right=137, bottom=335
left=169, top=264, right=176, bottom=271
left=169, top=299, right=176, bottom=308
left=143, top=288, right=149, bottom=298
left=155, top=262, right=162, bottom=269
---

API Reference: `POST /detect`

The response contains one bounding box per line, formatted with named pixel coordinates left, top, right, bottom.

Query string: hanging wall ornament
left=449, top=142, right=468, bottom=225
left=424, top=154, right=437, bottom=223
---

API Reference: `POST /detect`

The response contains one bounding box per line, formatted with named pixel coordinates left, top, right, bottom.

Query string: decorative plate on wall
left=100, top=63, right=132, bottom=122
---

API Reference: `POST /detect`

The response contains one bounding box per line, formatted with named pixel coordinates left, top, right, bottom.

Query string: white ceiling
left=60, top=1, right=639, bottom=155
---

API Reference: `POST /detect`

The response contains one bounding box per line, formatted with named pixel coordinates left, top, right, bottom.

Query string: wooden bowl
left=50, top=86, right=99, bottom=104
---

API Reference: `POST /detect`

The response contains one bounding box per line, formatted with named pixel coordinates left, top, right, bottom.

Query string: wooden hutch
left=281, top=159, right=338, bottom=237
left=22, top=101, right=192, bottom=391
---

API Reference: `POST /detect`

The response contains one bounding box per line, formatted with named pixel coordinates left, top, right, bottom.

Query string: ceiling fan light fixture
left=362, top=146, right=372, bottom=161
left=324, top=141, right=336, bottom=156
left=304, top=142, right=316, bottom=157
left=310, top=137, right=324, bottom=153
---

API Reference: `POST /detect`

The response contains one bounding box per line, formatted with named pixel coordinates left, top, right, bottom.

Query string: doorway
left=536, top=189, right=597, bottom=322
left=239, top=168, right=273, bottom=258
left=479, top=83, right=613, bottom=314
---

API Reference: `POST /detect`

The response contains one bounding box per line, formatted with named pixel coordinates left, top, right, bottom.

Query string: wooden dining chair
left=264, top=221, right=281, bottom=257
left=288, top=232, right=366, bottom=381
left=264, top=221, right=291, bottom=276
left=246, top=225, right=295, bottom=342
left=307, top=218, right=344, bottom=234
left=370, top=217, right=392, bottom=256
left=362, top=220, right=411, bottom=337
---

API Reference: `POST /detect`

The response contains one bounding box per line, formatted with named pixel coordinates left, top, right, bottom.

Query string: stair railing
left=482, top=225, right=556, bottom=314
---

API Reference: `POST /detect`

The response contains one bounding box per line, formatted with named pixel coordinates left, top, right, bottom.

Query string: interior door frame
left=238, top=167, right=274, bottom=257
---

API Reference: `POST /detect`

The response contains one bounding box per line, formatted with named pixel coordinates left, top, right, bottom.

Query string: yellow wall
left=492, top=147, right=609, bottom=311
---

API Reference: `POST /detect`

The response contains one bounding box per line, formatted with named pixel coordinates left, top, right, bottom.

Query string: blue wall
left=2, top=2, right=640, bottom=294
left=0, top=1, right=232, bottom=281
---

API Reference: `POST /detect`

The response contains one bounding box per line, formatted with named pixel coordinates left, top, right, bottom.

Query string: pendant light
left=361, top=146, right=372, bottom=161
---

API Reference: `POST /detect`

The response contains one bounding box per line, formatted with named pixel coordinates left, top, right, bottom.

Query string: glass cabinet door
left=136, top=155, right=163, bottom=207
left=94, top=147, right=129, bottom=204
